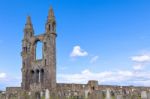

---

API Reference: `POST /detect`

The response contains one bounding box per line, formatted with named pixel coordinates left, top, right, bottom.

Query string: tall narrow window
left=31, top=70, right=34, bottom=83
left=40, top=69, right=44, bottom=83
left=49, top=24, right=51, bottom=31
left=36, top=41, right=43, bottom=60
left=36, top=70, right=39, bottom=83
left=23, top=62, right=25, bottom=67
left=23, top=47, right=27, bottom=53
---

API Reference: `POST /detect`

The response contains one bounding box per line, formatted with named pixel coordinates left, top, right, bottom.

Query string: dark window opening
left=92, top=86, right=95, bottom=90
left=49, top=24, right=51, bottom=31
left=36, top=69, right=39, bottom=83
left=31, top=70, right=34, bottom=74
left=31, top=70, right=35, bottom=83
left=23, top=62, right=25, bottom=67
left=23, top=47, right=27, bottom=53
left=40, top=69, right=44, bottom=83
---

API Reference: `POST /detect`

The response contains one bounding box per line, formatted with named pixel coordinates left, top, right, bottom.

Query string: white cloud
left=131, top=54, right=150, bottom=70
left=90, top=56, right=99, bottom=63
left=133, top=64, right=143, bottom=70
left=131, top=55, right=150, bottom=62
left=70, top=46, right=88, bottom=57
left=0, top=73, right=21, bottom=90
left=57, top=69, right=150, bottom=86
left=0, top=73, right=6, bottom=79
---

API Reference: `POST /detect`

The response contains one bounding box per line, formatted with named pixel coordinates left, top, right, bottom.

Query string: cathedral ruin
left=1, top=7, right=150, bottom=99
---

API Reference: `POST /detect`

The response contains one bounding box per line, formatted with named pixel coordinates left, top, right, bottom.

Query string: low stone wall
left=1, top=83, right=150, bottom=99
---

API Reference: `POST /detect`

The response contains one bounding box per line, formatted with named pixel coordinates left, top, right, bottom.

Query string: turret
left=21, top=16, right=34, bottom=90
left=45, top=6, right=56, bottom=33
left=24, top=16, right=34, bottom=39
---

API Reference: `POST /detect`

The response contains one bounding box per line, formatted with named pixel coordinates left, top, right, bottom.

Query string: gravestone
left=116, top=94, right=123, bottom=99
left=84, top=90, right=89, bottom=99
left=124, top=95, right=131, bottom=99
left=45, top=89, right=50, bottom=99
left=132, top=95, right=139, bottom=99
left=141, top=91, right=147, bottom=99
left=92, top=91, right=103, bottom=99
left=147, top=92, right=150, bottom=99
left=106, top=89, right=111, bottom=99
left=60, top=95, right=66, bottom=99
left=97, top=91, right=103, bottom=99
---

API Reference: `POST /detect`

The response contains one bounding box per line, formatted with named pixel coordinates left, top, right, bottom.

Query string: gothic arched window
left=36, top=69, right=39, bottom=83
left=49, top=24, right=51, bottom=31
left=40, top=69, right=44, bottom=83
left=31, top=70, right=35, bottom=83
left=36, top=41, right=43, bottom=60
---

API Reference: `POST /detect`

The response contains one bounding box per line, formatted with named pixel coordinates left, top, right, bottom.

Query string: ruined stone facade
left=1, top=7, right=150, bottom=99
left=21, top=6, right=56, bottom=93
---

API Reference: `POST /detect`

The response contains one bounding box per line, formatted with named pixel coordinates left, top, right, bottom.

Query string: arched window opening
left=36, top=70, right=39, bottom=83
left=23, top=47, right=27, bottom=53
left=40, top=69, right=44, bottom=83
left=23, top=62, right=25, bottom=67
left=31, top=70, right=34, bottom=83
left=49, top=24, right=51, bottom=31
left=92, top=86, right=95, bottom=90
left=36, top=41, right=43, bottom=60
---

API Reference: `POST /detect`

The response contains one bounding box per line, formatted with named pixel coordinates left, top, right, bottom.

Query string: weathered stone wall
left=0, top=87, right=22, bottom=99
left=21, top=6, right=57, bottom=94
left=0, top=91, right=6, bottom=99
left=1, top=83, right=150, bottom=99
left=55, top=81, right=150, bottom=99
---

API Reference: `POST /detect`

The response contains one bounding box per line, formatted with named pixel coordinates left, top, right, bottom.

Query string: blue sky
left=0, top=0, right=150, bottom=90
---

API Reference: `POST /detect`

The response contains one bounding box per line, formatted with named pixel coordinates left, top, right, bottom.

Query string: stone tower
left=21, top=6, right=57, bottom=94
